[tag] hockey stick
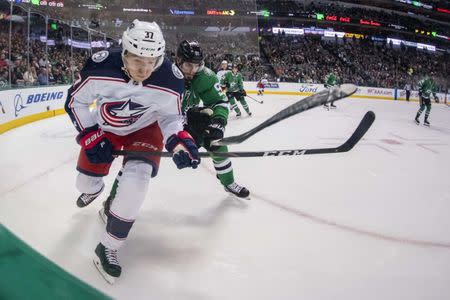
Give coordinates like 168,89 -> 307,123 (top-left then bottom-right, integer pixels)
112,111 -> 374,158
214,83 -> 357,146
246,94 -> 264,104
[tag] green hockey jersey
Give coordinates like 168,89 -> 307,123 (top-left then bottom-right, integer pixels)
324,73 -> 338,88
220,71 -> 244,92
182,67 -> 229,123
418,77 -> 437,99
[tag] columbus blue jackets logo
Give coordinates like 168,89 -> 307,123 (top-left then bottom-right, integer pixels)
92,50 -> 109,63
100,99 -> 149,127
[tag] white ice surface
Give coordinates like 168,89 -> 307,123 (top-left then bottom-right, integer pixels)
1,95 -> 450,300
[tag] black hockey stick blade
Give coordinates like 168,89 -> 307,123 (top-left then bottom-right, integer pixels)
112,111 -> 374,158
214,83 -> 357,146
246,94 -> 264,104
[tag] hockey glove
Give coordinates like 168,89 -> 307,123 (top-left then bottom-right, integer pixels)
166,131 -> 200,169
77,125 -> 114,164
187,107 -> 213,129
239,89 -> 247,97
204,118 -> 226,151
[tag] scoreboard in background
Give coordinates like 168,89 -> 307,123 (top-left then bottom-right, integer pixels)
8,0 -> 64,8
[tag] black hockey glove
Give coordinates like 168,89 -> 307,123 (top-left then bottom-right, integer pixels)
204,118 -> 226,151
165,131 -> 200,169
187,107 -> 213,128
239,89 -> 247,97
76,125 -> 114,164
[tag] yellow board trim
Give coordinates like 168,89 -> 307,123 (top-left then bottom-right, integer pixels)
0,108 -> 66,134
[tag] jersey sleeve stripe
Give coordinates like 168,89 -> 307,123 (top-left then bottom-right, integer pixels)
71,76 -> 127,98
67,96 -> 85,131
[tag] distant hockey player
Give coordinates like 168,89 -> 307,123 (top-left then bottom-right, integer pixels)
415,76 -> 439,126
216,60 -> 229,84
221,63 -> 252,117
404,82 -> 412,102
257,73 -> 268,96
323,72 -> 339,110
64,20 -> 200,284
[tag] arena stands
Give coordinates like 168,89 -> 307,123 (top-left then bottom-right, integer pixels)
0,0 -> 448,91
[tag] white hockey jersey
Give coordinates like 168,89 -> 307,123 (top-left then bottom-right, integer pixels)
216,69 -> 229,83
65,49 -> 185,142
259,78 -> 269,86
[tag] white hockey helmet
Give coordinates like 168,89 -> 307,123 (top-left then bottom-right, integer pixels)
221,60 -> 228,65
121,19 -> 165,59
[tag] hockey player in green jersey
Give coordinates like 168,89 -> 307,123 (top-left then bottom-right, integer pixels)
221,63 -> 252,117
176,40 -> 250,198
99,41 -> 251,226
415,76 -> 439,126
323,72 -> 339,110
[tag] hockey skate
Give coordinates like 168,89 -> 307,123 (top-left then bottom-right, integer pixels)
93,243 -> 121,284
76,185 -> 104,208
330,103 -> 337,109
323,104 -> 329,110
98,196 -> 113,224
236,111 -> 242,117
248,111 -> 252,117
414,117 -> 420,125
224,182 -> 250,199
424,119 -> 430,127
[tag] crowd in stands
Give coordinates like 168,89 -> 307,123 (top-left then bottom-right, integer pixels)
1,1 -> 449,91
261,33 -> 448,90
0,26 -> 88,88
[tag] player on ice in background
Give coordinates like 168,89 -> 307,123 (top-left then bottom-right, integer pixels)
216,60 -> 229,84
257,73 -> 268,96
404,82 -> 412,102
221,63 -> 252,117
414,76 -> 439,126
323,72 -> 339,110
64,20 -> 200,284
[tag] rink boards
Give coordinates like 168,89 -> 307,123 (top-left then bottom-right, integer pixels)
0,82 -> 447,134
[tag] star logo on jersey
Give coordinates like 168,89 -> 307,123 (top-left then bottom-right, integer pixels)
100,99 -> 150,127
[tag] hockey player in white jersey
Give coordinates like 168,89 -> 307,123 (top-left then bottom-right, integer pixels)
216,60 -> 229,84
257,74 -> 268,96
64,19 -> 200,284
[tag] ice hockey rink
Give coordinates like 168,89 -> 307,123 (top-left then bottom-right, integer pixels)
1,94 -> 450,300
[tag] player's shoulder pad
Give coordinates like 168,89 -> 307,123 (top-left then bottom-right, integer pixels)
171,62 -> 184,79
201,67 -> 220,83
83,48 -> 122,72
157,58 -> 184,80
147,58 -> 184,95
